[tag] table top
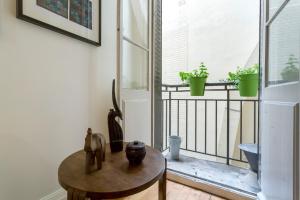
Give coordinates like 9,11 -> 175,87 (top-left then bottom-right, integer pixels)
58,143 -> 166,199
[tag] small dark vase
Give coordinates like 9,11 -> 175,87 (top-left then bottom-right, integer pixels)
126,141 -> 146,165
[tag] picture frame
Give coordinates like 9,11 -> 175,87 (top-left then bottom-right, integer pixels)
17,0 -> 101,46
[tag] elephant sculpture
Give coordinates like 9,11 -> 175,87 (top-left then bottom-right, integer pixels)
84,128 -> 106,174
108,79 -> 124,152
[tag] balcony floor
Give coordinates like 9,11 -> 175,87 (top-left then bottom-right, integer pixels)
164,153 -> 260,197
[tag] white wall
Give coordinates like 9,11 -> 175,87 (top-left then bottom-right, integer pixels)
0,0 -> 117,199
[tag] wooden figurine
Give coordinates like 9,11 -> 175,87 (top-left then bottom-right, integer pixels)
84,128 -> 106,174
108,79 -> 124,152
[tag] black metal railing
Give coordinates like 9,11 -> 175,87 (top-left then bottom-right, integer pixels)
162,82 -> 259,166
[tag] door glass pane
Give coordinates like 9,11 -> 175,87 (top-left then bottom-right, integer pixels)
267,0 -> 300,85
268,0 -> 286,19
122,40 -> 148,89
123,0 -> 149,48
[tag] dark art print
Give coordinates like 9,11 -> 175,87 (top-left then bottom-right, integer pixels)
18,0 -> 100,46
37,0 -> 68,18
70,0 -> 93,30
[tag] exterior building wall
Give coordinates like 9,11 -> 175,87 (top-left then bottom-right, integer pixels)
162,0 -> 260,84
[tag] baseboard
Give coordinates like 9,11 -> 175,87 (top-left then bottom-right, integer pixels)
40,188 -> 67,200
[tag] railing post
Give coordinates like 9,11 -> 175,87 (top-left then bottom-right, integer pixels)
165,87 -> 168,150
168,91 -> 171,138
226,85 -> 230,165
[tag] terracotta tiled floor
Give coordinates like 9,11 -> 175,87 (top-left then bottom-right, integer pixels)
167,181 -> 226,200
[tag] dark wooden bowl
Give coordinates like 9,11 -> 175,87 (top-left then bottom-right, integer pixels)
126,141 -> 146,165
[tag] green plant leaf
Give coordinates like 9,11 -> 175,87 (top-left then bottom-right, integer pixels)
178,62 -> 209,83
226,64 -> 259,87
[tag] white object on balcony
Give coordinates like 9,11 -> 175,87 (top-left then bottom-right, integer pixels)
169,136 -> 182,160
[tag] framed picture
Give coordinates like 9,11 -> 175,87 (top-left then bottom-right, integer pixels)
17,0 -> 101,46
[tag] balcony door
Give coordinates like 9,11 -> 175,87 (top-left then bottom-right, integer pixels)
117,0 -> 152,145
259,0 -> 300,199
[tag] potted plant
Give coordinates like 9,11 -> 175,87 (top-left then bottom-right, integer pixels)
227,64 -> 259,97
179,63 -> 209,96
281,54 -> 299,82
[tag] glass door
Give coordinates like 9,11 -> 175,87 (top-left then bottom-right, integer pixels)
118,0 -> 152,145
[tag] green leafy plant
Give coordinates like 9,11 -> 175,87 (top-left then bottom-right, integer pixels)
179,63 -> 209,83
227,64 -> 259,87
280,54 -> 299,81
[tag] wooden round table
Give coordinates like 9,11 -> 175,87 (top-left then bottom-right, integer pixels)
58,143 -> 166,200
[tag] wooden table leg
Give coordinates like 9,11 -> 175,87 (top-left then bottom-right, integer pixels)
159,159 -> 167,200
67,188 -> 87,200
67,188 -> 73,200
